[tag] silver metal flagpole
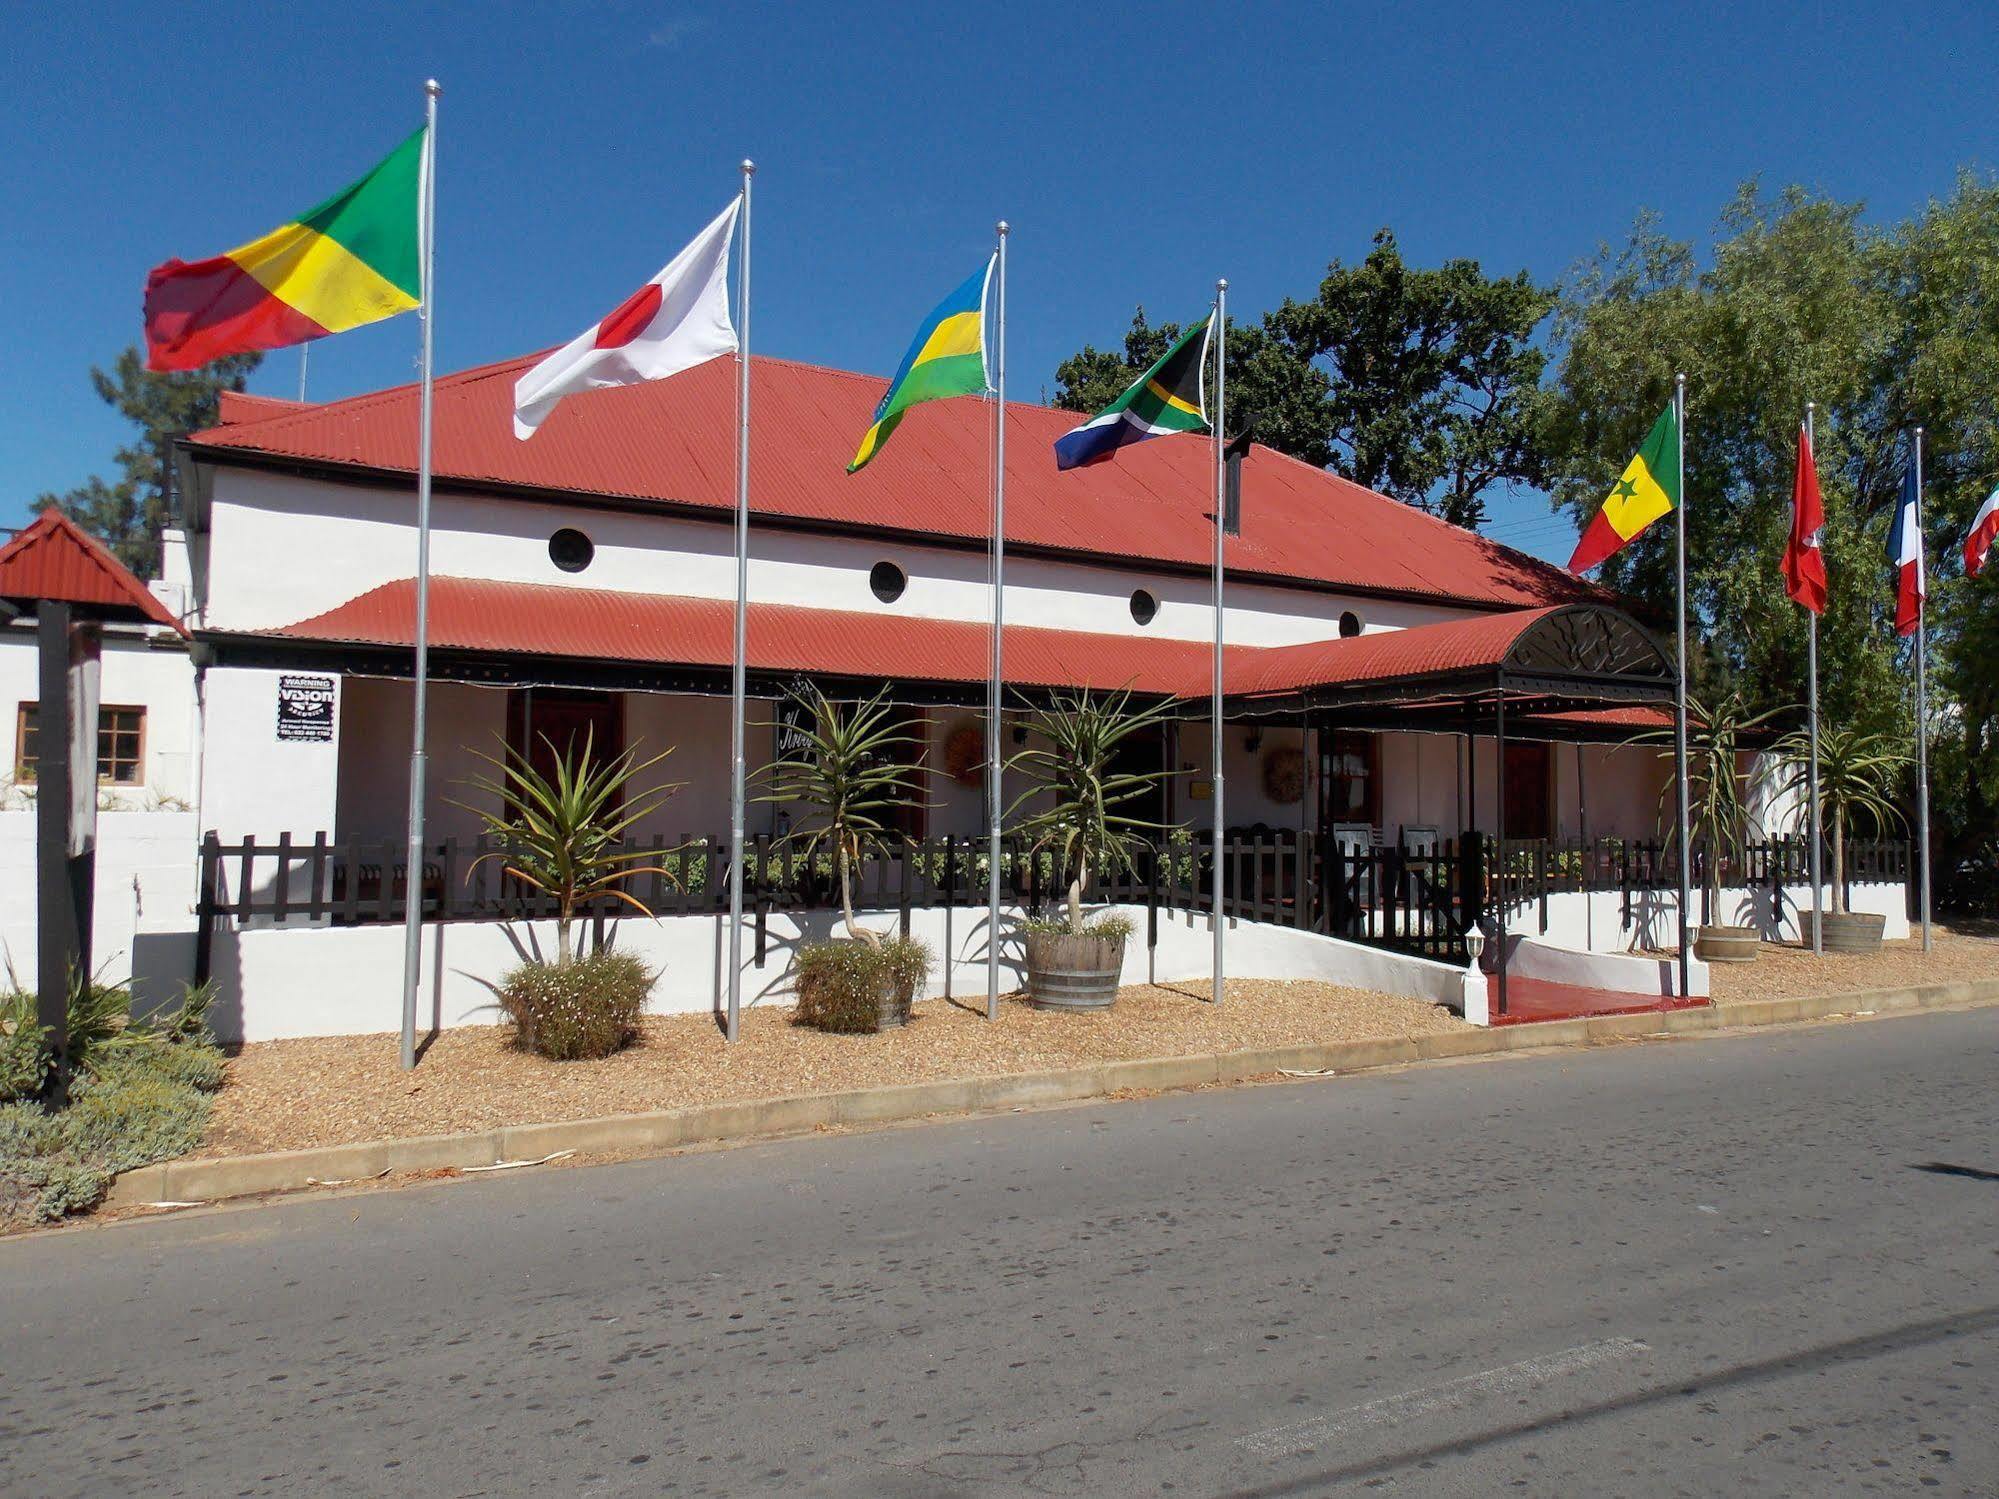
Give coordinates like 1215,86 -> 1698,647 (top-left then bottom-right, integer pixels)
1211,280 -> 1228,1006
1806,402 -> 1823,956
725,159 -> 755,1042
986,223 -> 1008,1023
1913,426 -> 1932,952
398,78 -> 441,1071
298,345 -> 310,403
1673,372 -> 1693,1001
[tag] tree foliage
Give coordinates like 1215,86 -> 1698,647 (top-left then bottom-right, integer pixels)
1542,177 -> 1999,887
1051,232 -> 1554,529
37,347 -> 262,574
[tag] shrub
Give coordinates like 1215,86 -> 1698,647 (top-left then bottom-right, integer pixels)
498,951 -> 653,1060
0,985 -> 225,1230
793,935 -> 932,1033
1,991 -> 48,1105
1022,911 -> 1135,943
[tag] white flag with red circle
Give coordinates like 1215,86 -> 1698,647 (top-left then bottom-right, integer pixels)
513,199 -> 741,439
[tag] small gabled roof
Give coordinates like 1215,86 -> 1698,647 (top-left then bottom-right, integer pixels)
0,510 -> 187,634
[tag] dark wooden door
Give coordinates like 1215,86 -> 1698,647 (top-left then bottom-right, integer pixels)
507,689 -> 624,787
1502,741 -> 1551,840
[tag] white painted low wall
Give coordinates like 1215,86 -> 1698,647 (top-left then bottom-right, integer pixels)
0,811 -> 200,1013
1512,882 -> 1910,953
201,901 -> 1482,1043
1502,935 -> 1708,999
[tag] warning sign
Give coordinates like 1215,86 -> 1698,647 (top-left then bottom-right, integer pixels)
276,674 -> 336,742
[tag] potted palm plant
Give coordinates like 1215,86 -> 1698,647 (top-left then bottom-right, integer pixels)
1633,690 -> 1789,963
758,684 -> 932,1032
1773,720 -> 1909,954
1009,687 -> 1178,1010
458,731 -> 682,1059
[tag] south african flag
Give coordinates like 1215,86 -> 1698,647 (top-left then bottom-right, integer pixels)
1054,314 -> 1212,470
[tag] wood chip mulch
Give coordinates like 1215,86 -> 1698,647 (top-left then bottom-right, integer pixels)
1707,921 -> 1999,1003
200,979 -> 1470,1158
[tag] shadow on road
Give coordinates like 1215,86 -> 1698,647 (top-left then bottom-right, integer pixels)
1912,1160 -> 1999,1183
1224,1304 -> 1999,1496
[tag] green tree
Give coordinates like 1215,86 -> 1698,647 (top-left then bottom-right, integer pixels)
37,347 -> 262,573
1543,177 -> 1999,894
1051,233 -> 1553,530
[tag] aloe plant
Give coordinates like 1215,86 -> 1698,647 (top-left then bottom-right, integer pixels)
1009,687 -> 1180,935
757,684 -> 927,948
458,731 -> 683,963
1772,720 -> 1909,912
1629,690 -> 1792,914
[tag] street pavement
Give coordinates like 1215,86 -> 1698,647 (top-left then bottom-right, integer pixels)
2,1006 -> 1995,1497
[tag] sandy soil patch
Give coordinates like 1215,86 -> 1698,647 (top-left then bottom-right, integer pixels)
1707,921 -> 1999,1003
202,979 -> 1469,1157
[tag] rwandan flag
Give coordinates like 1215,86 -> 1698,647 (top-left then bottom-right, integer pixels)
144,127 -> 426,372
848,258 -> 994,472
1055,315 -> 1212,470
1567,401 -> 1680,572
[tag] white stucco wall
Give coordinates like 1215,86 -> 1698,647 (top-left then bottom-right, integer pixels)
196,466 -> 1476,646
198,900 -> 1478,1043
0,625 -> 198,810
0,811 -> 200,1011
1508,882 -> 1911,952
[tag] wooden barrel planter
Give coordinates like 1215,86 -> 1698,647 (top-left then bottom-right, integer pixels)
1801,911 -> 1887,955
1024,931 -> 1127,1011
1694,924 -> 1763,964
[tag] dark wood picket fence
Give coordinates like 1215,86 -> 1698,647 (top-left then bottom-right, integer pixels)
191,829 -> 1914,982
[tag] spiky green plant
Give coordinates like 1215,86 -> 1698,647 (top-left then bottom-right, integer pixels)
1629,690 -> 1792,911
458,731 -> 683,963
1009,687 -> 1181,935
756,684 -> 928,948
1771,720 -> 1910,913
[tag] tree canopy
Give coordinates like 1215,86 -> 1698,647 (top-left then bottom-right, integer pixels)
1542,177 -> 1999,882
1052,231 -> 1553,529
37,347 -> 261,574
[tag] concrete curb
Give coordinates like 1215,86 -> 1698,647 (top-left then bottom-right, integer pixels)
105,975 -> 1999,1211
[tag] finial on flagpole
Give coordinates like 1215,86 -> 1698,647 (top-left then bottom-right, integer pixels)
1806,399 -> 1815,413
1217,278 -> 1229,292
996,220 -> 1009,237
741,159 -> 756,176
425,78 -> 441,96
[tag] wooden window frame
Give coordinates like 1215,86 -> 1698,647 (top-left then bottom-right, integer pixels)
15,701 -> 149,787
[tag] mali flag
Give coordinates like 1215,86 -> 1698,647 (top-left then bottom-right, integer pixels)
144,127 -> 426,372
1568,401 -> 1680,573
848,259 -> 994,473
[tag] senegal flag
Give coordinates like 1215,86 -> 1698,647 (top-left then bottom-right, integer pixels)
1568,401 -> 1681,572
144,127 -> 426,372
1055,315 -> 1212,470
848,258 -> 994,473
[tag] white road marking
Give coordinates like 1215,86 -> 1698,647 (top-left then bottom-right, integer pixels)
1236,1336 -> 1651,1460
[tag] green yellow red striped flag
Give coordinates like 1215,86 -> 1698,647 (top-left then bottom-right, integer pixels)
143,127 -> 426,372
1567,401 -> 1680,572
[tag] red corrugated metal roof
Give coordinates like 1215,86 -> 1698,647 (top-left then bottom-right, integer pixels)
264,578 -> 1651,709
0,511 -> 187,633
272,577 -> 1245,696
216,391 -> 309,425
1232,608 -> 1560,696
191,352 -> 1599,611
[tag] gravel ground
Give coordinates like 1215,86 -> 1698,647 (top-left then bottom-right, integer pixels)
1708,920 -> 1999,1002
201,979 -> 1469,1157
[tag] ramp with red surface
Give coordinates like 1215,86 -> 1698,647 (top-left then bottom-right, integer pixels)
1489,972 -> 1708,1026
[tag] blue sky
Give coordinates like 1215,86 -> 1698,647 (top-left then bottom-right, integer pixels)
4,0 -> 1994,562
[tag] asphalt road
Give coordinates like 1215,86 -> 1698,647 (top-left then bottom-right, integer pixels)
3,1008 -> 1995,1498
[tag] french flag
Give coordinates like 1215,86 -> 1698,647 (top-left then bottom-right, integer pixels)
1966,484 -> 1999,578
1888,461 -> 1926,637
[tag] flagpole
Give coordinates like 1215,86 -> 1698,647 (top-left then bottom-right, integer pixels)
1913,425 -> 1932,952
986,223 -> 1008,1023
1211,280 -> 1228,1006
398,78 -> 441,1072
1673,372 -> 1692,1001
725,159 -> 755,1042
1806,402 -> 1822,956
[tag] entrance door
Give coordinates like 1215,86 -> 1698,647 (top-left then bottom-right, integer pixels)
1502,741 -> 1551,840
1316,731 -> 1378,842
507,688 -> 624,787
1107,720 -> 1169,829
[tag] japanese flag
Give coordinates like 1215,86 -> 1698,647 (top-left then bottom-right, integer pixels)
514,199 -> 740,439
